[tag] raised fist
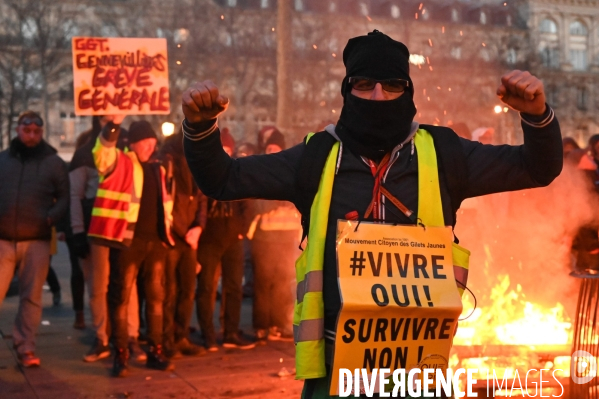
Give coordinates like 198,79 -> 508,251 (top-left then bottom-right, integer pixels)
182,80 -> 229,124
497,70 -> 547,116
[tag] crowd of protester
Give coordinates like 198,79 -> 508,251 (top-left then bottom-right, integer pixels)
0,111 -> 300,376
2,110 -> 595,378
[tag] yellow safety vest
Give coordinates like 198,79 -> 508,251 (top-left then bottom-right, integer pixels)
293,128 -> 470,380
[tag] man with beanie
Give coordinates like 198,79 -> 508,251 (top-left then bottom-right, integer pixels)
93,118 -> 175,377
181,30 -> 562,398
195,130 -> 254,351
0,111 -> 69,367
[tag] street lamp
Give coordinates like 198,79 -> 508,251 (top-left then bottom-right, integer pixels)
494,105 -> 503,114
161,122 -> 175,137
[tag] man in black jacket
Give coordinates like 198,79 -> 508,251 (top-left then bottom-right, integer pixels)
159,131 -> 207,358
195,130 -> 255,351
180,30 -> 563,397
0,111 -> 69,368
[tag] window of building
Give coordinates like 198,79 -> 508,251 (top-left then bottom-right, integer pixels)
261,0 -> 268,8
539,18 -> 557,33
538,18 -> 559,69
451,9 -> 459,22
506,15 -> 512,26
570,20 -> 587,36
480,11 -> 487,25
540,47 -> 560,68
329,2 -> 336,12
569,20 -> 588,71
227,0 -> 237,6
294,0 -> 304,11
577,87 -> 588,110
391,5 -> 400,19
571,49 -> 588,70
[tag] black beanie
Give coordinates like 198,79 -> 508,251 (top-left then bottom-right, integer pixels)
341,30 -> 413,98
128,120 -> 157,144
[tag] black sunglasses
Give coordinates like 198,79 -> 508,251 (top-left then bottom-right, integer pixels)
19,116 -> 44,127
348,77 -> 410,93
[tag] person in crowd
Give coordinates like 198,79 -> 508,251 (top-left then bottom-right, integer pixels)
248,129 -> 300,343
562,137 -> 581,159
159,130 -> 207,359
257,126 -> 279,154
92,118 -> 174,377
571,134 -> 599,273
195,129 -> 254,351
236,142 -> 257,159
181,30 -> 562,397
235,142 -> 258,299
70,116 -> 143,363
0,111 -> 69,367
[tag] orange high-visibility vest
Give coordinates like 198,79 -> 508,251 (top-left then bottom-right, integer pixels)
87,150 -> 138,244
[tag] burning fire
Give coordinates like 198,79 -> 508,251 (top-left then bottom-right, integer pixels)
449,271 -> 573,394
454,274 -> 572,346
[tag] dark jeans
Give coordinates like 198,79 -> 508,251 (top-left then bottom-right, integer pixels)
163,236 -> 197,346
196,237 -> 243,339
65,236 -> 85,312
108,237 -> 168,350
251,237 -> 297,331
46,264 -> 61,294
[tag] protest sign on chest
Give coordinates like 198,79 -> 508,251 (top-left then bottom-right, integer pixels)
330,220 -> 463,395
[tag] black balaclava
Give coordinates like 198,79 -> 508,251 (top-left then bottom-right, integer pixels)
336,30 -> 417,161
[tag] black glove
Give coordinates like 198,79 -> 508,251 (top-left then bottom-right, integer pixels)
71,232 -> 90,259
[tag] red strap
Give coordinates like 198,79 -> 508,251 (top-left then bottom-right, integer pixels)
365,154 -> 391,220
364,153 -> 414,221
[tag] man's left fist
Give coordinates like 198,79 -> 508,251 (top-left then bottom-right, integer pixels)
497,70 -> 547,116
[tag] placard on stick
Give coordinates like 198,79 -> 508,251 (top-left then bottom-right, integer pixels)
72,37 -> 170,115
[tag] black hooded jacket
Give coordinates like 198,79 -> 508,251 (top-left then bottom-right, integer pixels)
0,139 -> 69,241
184,116 -> 563,331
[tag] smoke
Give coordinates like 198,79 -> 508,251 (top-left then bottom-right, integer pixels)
454,161 -> 599,321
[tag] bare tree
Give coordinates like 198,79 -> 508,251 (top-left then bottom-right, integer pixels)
0,2 -> 37,148
7,0 -> 75,139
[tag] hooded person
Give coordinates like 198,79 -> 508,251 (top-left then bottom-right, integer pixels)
179,29 -> 561,398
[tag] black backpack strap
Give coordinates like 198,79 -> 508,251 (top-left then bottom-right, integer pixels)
419,124 -> 468,229
295,131 -> 338,248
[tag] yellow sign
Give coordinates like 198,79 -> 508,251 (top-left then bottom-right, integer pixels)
72,37 -> 170,115
330,220 -> 463,395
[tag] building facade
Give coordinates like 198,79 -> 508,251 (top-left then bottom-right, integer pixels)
1,0 -> 598,151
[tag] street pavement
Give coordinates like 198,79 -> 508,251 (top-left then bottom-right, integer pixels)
0,243 -> 303,399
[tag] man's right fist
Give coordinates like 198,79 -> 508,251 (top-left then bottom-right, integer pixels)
182,80 -> 229,124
